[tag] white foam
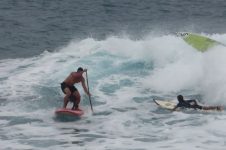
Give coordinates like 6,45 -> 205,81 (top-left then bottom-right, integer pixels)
1,33 -> 226,106
200,46 -> 226,104
1,33 -> 226,149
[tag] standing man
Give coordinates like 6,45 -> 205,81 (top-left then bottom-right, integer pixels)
61,67 -> 91,110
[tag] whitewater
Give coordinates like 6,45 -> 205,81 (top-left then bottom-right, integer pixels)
1,33 -> 226,150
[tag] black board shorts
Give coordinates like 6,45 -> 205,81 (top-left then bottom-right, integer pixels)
61,82 -> 78,102
178,103 -> 203,110
177,102 -> 203,110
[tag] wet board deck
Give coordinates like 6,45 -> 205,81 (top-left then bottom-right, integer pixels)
153,99 -> 176,110
55,108 -> 84,117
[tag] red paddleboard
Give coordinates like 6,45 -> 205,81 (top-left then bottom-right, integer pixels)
55,108 -> 84,117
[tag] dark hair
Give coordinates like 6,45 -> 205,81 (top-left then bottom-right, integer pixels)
177,95 -> 184,102
77,67 -> 84,72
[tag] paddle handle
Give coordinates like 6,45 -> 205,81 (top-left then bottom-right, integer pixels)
86,71 -> 93,113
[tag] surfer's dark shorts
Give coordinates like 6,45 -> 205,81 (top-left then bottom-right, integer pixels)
177,103 -> 203,110
61,82 -> 78,102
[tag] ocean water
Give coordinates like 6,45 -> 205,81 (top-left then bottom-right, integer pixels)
1,0 -> 226,150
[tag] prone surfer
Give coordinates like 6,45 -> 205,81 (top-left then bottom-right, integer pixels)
61,67 -> 91,110
172,95 -> 223,111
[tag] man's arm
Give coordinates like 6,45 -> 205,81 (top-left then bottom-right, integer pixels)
75,69 -> 87,76
81,78 -> 90,96
186,99 -> 198,105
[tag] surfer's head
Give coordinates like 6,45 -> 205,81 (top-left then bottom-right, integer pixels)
177,95 -> 184,102
77,67 -> 84,72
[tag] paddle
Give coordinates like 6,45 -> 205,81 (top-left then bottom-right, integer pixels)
86,70 -> 93,113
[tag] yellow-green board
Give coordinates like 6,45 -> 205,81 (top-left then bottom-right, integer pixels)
177,32 -> 224,52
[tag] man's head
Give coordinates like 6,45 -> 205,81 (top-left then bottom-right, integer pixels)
177,95 -> 184,102
77,67 -> 84,72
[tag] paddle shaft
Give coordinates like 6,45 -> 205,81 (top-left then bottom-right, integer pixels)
86,71 -> 93,112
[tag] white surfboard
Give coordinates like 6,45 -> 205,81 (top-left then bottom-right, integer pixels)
153,99 -> 176,110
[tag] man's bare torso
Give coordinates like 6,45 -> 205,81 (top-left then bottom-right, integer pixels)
63,72 -> 84,86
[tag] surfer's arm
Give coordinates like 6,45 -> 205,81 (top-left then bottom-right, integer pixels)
81,78 -> 90,96
186,99 -> 198,105
72,69 -> 87,77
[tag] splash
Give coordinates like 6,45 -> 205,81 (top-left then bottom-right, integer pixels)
1,33 -> 226,110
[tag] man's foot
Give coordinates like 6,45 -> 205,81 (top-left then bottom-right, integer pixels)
75,107 -> 82,111
71,106 -> 81,111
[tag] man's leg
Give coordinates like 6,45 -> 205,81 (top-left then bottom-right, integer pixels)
63,88 -> 71,108
70,95 -> 76,110
202,106 -> 223,111
72,91 -> 81,110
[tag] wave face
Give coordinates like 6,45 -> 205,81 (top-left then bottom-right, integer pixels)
1,0 -> 226,59
1,34 -> 226,149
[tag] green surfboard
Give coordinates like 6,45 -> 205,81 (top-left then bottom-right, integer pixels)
177,32 -> 224,52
